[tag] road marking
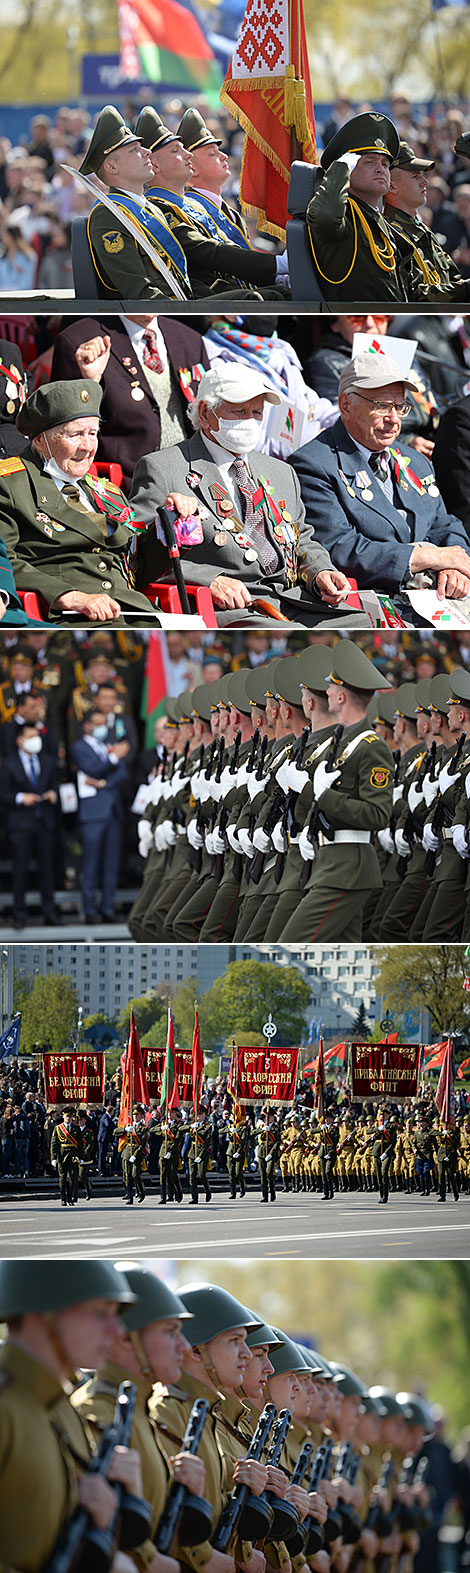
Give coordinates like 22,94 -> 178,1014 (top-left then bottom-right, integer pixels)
140,1221 -> 470,1251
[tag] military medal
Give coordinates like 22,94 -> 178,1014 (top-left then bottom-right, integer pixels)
428,484 -> 439,497
131,384 -> 145,400
36,512 -> 50,523
214,531 -> 228,546
186,472 -> 201,488
244,548 -> 258,562
281,509 -> 292,522
234,532 -> 250,548
6,400 -> 15,415
338,468 -> 356,498
362,489 -> 374,502
220,499 -> 233,513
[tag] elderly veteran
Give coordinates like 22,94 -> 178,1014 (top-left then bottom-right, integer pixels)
306,111 -> 422,304
130,360 -> 365,628
289,350 -> 470,606
384,142 -> 470,301
0,380 -> 165,624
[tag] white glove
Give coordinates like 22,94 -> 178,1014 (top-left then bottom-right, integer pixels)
247,772 -> 270,800
275,248 -> 290,279
285,761 -> 310,792
211,829 -> 227,855
137,817 -> 152,838
298,826 -> 316,861
198,775 -> 215,804
423,823 -> 440,853
378,827 -> 395,855
392,784 -> 404,805
423,774 -> 440,807
129,1154 -> 137,1165
239,828 -> 255,857
342,151 -> 360,173
439,761 -> 459,795
177,822 -> 186,835
275,758 -> 291,793
138,825 -> 153,858
408,782 -> 423,814
394,829 -> 412,858
466,772 -> 470,800
191,772 -> 202,801
153,825 -> 164,851
52,1158 -> 57,1168
187,817 -> 204,850
220,765 -> 235,794
227,825 -> 243,853
253,827 -> 271,853
237,763 -> 251,789
205,829 -> 215,855
453,823 -> 470,858
149,778 -> 163,804
161,819 -> 176,847
209,778 -> 224,802
313,761 -> 340,799
162,779 -> 172,800
272,822 -> 287,853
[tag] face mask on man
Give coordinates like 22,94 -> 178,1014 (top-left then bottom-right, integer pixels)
213,415 -> 263,455
21,736 -> 42,755
92,724 -> 108,741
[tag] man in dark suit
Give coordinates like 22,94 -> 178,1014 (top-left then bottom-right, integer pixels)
432,394 -> 470,532
50,315 -> 210,493
290,350 -> 470,605
72,707 -> 130,922
130,359 -> 363,627
0,723 -> 59,927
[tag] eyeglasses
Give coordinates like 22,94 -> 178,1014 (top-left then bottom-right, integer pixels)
351,392 -> 412,416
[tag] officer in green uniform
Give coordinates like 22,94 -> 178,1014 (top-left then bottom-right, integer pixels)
436,1122 -> 460,1202
374,674 -> 448,941
372,680 -> 431,935
280,641 -> 394,942
412,667 -> 470,941
318,1114 -> 339,1201
127,696 -> 189,942
384,142 -> 470,302
79,106 -> 192,301
306,112 -> 420,304
226,1114 -> 251,1199
412,1116 -> 436,1197
0,1259 -> 142,1573
159,1112 -> 184,1205
121,1105 -> 150,1206
75,1107 -> 95,1200
0,381 -> 163,624
372,1113 -> 397,1204
188,1112 -> 213,1205
72,1265 -> 210,1573
257,1106 -> 281,1204
135,107 -> 287,301
50,1107 -> 83,1206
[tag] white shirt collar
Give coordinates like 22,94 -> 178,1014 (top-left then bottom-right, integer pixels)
120,313 -> 161,341
192,186 -> 222,209
351,437 -> 389,465
44,455 -> 81,487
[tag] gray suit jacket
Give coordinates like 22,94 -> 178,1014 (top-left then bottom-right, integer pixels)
130,431 -> 334,605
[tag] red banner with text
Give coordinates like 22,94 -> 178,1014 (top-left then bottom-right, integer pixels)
143,1047 -> 194,1104
349,1042 -> 421,1102
228,1046 -> 299,1104
42,1051 -> 106,1107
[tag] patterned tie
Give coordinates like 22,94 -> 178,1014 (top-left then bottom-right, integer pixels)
229,459 -> 279,575
143,328 -> 164,373
369,449 -> 394,505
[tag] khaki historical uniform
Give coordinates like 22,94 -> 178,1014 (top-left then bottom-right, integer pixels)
0,1340 -> 88,1573
150,1372 -> 225,1568
72,1360 -> 171,1571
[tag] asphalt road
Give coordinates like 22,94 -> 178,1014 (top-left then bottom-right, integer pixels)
1,1190 -> 468,1259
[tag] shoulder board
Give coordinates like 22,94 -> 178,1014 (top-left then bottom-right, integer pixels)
0,457 -> 25,476
102,480 -> 122,494
364,733 -> 379,743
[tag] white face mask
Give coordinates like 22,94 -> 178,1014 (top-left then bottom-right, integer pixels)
22,736 -> 42,755
213,416 -> 263,455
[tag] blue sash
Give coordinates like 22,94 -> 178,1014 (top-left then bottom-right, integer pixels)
145,184 -> 256,291
89,190 -> 191,290
187,191 -> 251,249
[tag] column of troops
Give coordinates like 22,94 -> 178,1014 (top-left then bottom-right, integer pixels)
0,1261 -> 444,1573
127,639 -> 470,944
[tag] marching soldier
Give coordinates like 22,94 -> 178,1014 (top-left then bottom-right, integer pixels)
318,1113 -> 339,1201
256,1105 -> 281,1204
50,1107 -> 82,1207
188,1111 -> 213,1205
436,1121 -> 460,1203
75,1106 -> 95,1200
226,1114 -> 251,1200
159,1111 -> 184,1205
121,1104 -> 150,1206
372,1112 -> 397,1205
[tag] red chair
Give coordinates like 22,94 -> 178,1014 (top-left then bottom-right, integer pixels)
88,461 -> 124,487
143,581 -> 218,627
17,590 -> 45,621
0,317 -> 38,362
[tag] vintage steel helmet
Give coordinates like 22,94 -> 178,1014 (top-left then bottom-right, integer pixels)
179,1283 -> 262,1345
0,1260 -> 135,1318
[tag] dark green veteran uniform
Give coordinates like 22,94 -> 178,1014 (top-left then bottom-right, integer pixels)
306,112 -> 419,304
0,380 -> 162,622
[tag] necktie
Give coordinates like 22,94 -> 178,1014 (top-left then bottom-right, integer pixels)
229,459 -> 279,575
369,449 -> 394,505
29,754 -> 39,787
143,328 -> 164,373
62,483 -> 108,538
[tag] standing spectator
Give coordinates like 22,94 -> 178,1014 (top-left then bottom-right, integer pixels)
0,1102 -> 15,1174
11,1102 -> 29,1176
72,708 -> 131,923
97,1103 -> 116,1174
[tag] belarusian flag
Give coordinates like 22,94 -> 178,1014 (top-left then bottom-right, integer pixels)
192,1005 -> 204,1116
435,1039 -> 455,1124
140,632 -> 172,747
220,0 -> 316,238
117,0 -> 222,104
161,1005 -> 180,1116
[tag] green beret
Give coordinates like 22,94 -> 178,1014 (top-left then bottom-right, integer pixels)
321,111 -> 399,172
177,108 -> 222,151
327,640 -> 392,693
17,379 -> 102,437
135,106 -> 178,151
79,105 -> 142,177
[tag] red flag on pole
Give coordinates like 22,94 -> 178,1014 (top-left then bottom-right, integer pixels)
192,1005 -> 204,1115
435,1039 -> 455,1125
314,1038 -> 325,1119
118,1010 -> 149,1146
457,1054 -> 470,1079
160,1005 -> 180,1116
220,0 -> 316,239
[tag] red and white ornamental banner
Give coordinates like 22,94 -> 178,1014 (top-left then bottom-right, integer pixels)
142,1047 -> 194,1104
42,1051 -> 106,1107
349,1042 -> 421,1102
228,1046 -> 299,1104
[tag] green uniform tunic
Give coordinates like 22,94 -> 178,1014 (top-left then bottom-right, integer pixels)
306,162 -> 417,304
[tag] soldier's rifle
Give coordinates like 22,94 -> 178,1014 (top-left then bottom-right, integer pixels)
423,730 -> 467,876
191,738 -> 217,873
156,1397 -> 213,1552
395,742 -> 437,879
273,725 -> 311,886
212,1403 -> 276,1550
45,1381 -> 153,1573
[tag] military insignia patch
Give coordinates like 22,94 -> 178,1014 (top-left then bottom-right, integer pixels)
103,231 -> 125,253
0,456 -> 25,476
43,524 -> 53,537
370,767 -> 390,788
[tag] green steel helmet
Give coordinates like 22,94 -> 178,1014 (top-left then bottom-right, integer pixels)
245,1318 -> 284,1351
179,1284 -> 262,1345
115,1264 -> 193,1332
266,1329 -> 310,1375
396,1392 -> 433,1432
329,1361 -> 367,1397
0,1261 -> 135,1319
361,1393 -> 386,1415
368,1386 -> 403,1417
296,1342 -> 328,1377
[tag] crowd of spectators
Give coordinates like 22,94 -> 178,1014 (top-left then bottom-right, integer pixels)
2,95 -> 470,287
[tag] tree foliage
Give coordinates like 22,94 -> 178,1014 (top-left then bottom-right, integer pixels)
197,961 -> 311,1055
13,970 -> 79,1053
375,946 -> 470,1044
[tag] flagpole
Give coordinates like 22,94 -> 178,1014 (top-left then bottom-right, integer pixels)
164,1004 -> 170,1158
193,999 -> 199,1166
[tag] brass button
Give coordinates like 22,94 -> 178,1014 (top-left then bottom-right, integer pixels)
101,580 -> 112,589
98,561 -> 107,570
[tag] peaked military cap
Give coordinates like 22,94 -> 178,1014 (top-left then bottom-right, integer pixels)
174,689 -> 194,723
454,130 -> 470,159
274,654 -> 304,708
448,667 -> 470,707
297,644 -> 336,694
392,682 -> 419,721
178,107 -> 222,151
17,379 -> 102,436
428,672 -> 451,715
367,690 -> 397,729
392,140 -> 435,172
211,672 -> 231,709
164,696 -> 180,726
226,667 -> 252,716
321,111 -> 400,172
78,106 -> 142,177
326,640 -> 392,693
191,682 -> 216,723
415,677 -> 432,713
135,106 -> 179,151
244,662 -> 271,709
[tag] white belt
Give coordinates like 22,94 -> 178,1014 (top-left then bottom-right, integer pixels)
318,829 -> 371,847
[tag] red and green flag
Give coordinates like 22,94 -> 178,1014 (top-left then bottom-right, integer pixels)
160,1005 -> 180,1116
192,1005 -> 204,1116
118,0 -> 222,105
140,632 -> 172,747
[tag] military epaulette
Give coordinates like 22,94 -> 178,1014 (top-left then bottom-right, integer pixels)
0,456 -> 25,476
364,732 -> 380,743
